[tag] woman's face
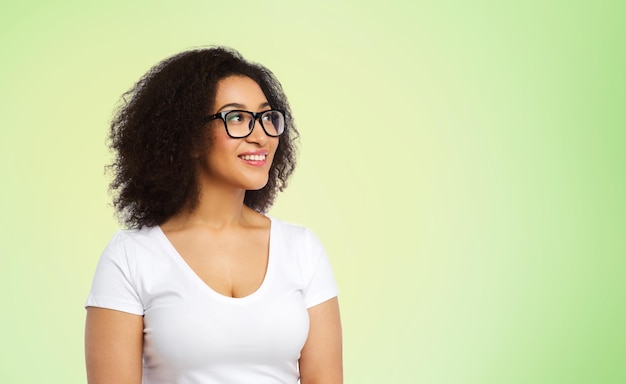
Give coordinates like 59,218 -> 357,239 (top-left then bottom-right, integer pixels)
198,75 -> 279,192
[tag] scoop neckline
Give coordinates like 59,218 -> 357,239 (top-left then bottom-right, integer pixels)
153,216 -> 275,303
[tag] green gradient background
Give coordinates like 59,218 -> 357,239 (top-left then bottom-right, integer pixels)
1,1 -> 624,383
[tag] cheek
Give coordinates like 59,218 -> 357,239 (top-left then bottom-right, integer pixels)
210,126 -> 228,144
269,139 -> 280,161
210,131 -> 238,154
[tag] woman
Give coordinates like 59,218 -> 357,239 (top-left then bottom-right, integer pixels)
85,47 -> 342,384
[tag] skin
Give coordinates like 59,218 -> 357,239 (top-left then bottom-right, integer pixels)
85,75 -> 343,384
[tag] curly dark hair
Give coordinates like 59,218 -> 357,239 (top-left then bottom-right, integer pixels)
108,46 -> 299,229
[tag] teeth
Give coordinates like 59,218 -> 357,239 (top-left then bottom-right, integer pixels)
240,154 -> 266,161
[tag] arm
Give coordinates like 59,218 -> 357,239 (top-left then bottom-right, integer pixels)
299,297 -> 343,384
85,307 -> 144,384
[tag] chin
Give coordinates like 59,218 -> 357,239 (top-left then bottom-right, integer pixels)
247,181 -> 269,191
241,175 -> 270,191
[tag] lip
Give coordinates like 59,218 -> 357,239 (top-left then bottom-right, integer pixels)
238,150 -> 269,167
238,150 -> 268,156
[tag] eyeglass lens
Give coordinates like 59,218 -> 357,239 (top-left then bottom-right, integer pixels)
225,110 -> 284,137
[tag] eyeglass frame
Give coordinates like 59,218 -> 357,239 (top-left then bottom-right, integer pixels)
205,109 -> 286,139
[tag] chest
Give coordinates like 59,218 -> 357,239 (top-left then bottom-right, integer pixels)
143,288 -> 310,370
139,246 -> 310,379
167,229 -> 270,298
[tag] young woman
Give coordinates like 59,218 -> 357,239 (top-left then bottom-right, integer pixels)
85,47 -> 342,384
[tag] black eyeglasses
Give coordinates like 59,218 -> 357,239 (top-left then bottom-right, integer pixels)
206,109 -> 285,138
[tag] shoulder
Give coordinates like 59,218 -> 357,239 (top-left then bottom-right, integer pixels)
270,217 -> 328,264
114,226 -> 161,241
270,217 -> 339,307
101,226 -> 165,262
105,226 -> 158,249
270,217 -> 320,244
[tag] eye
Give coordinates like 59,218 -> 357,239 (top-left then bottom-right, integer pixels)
226,111 -> 244,123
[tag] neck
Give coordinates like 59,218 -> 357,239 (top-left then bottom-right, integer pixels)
164,179 -> 251,231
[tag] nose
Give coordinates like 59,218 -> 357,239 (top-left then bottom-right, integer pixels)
245,117 -> 268,144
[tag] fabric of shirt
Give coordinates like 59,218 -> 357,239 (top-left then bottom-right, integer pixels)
85,217 -> 338,384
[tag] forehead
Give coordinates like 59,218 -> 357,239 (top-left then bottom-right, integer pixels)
213,75 -> 268,109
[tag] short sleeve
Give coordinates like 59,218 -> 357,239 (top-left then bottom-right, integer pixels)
302,229 -> 339,308
85,232 -> 144,315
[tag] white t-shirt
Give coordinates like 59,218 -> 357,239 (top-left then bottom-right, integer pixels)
85,217 -> 338,384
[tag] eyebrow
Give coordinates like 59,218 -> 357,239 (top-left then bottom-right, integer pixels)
217,102 -> 271,111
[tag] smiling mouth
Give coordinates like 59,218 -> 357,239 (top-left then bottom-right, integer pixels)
239,154 -> 267,161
